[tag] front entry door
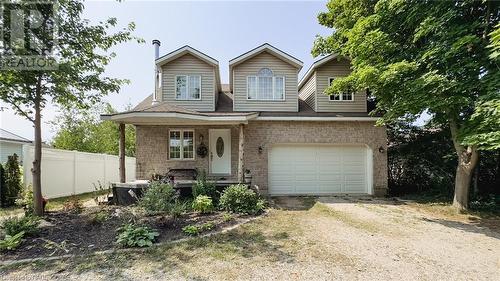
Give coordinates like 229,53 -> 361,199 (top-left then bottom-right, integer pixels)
209,129 -> 231,174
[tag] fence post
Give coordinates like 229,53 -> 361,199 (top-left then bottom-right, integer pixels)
22,144 -> 30,188
103,154 -> 107,187
73,151 -> 77,195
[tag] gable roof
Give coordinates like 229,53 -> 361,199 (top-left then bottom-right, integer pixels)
298,54 -> 345,90
156,45 -> 219,67
229,43 -> 303,69
156,45 -> 221,92
228,43 -> 304,92
0,128 -> 31,143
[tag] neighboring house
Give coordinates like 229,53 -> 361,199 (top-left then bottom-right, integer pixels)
102,42 -> 388,196
0,128 -> 32,164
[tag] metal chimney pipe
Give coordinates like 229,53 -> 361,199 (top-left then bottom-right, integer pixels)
152,39 -> 161,105
152,39 -> 161,59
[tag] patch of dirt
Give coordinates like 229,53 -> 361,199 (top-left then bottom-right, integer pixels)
0,206 -> 247,261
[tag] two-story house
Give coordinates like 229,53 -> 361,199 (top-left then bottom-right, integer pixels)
102,42 -> 388,196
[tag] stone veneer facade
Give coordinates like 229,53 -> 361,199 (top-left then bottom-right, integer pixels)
135,121 -> 388,196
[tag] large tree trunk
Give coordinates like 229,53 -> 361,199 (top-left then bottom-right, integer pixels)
32,77 -> 44,216
453,153 -> 477,211
449,120 -> 479,212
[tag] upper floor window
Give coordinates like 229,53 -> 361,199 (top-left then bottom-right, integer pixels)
176,75 -> 201,100
328,77 -> 354,101
247,68 -> 285,100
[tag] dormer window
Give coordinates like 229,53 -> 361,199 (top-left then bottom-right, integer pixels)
247,68 -> 285,100
328,77 -> 354,101
176,75 -> 201,100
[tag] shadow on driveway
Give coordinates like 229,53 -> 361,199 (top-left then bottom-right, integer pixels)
270,196 -> 500,240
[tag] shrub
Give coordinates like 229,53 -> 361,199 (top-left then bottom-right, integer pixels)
192,195 -> 214,214
88,210 -> 109,225
139,182 -> 178,215
0,231 -> 25,251
0,163 -> 5,207
1,216 -> 40,236
116,223 -> 159,248
62,196 -> 84,213
222,213 -> 234,222
15,187 -> 34,215
192,170 -> 218,201
182,222 -> 215,236
169,200 -> 191,218
219,184 -> 265,215
3,154 -> 22,207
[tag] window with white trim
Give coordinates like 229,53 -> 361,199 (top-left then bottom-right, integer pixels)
176,75 -> 201,100
247,68 -> 285,100
328,77 -> 354,101
169,130 -> 194,160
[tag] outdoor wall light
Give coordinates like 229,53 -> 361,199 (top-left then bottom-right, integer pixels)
378,146 -> 385,153
258,146 -> 263,154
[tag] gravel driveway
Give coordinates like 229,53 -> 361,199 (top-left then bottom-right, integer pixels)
313,197 -> 500,280
2,197 -> 499,280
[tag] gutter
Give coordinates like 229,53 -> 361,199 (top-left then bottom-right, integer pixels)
100,112 -> 260,122
254,116 -> 379,121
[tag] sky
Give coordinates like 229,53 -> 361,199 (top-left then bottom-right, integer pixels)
0,0 -> 330,141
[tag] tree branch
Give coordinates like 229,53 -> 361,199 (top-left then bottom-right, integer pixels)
5,98 -> 35,123
448,118 -> 463,155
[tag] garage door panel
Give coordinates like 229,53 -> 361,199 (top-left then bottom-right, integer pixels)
269,145 -> 369,195
318,173 -> 341,181
319,183 -> 342,193
295,184 -> 318,194
344,184 -> 366,193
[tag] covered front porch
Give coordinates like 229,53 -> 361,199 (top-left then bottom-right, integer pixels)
101,110 -> 258,185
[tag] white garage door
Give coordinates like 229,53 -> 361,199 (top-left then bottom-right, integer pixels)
268,145 -> 371,195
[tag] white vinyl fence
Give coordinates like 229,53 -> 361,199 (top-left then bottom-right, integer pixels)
23,145 -> 136,199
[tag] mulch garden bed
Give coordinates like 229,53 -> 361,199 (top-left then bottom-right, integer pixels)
1,206 -> 250,261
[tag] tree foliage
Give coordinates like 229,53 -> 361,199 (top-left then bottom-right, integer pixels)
0,163 -> 5,207
313,0 -> 499,148
489,23 -> 500,59
388,123 -> 499,207
0,0 -> 142,121
2,154 -> 22,207
0,0 -> 142,215
51,103 -> 136,157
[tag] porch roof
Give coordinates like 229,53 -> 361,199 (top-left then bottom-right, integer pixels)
101,96 -> 258,125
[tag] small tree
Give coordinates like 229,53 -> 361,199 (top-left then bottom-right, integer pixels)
0,163 -> 5,207
0,0 -> 142,215
4,154 -> 22,207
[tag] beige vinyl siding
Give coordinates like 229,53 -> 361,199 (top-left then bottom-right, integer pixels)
304,91 -> 316,110
316,58 -> 367,112
233,51 -> 298,112
161,54 -> 215,111
299,71 -> 317,111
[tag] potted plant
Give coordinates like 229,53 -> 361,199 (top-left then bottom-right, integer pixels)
244,169 -> 252,184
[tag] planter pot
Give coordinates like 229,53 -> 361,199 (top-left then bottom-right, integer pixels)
244,174 -> 252,184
